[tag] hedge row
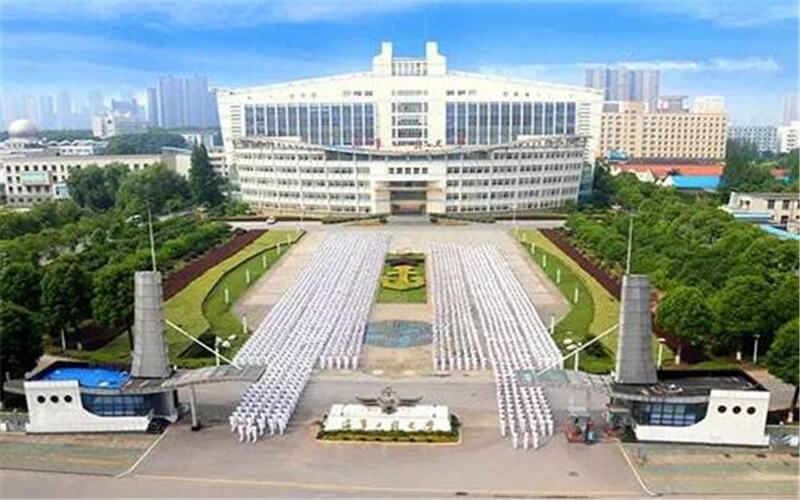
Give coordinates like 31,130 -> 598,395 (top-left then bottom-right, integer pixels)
162,229 -> 267,299
540,228 -> 704,363
321,215 -> 388,225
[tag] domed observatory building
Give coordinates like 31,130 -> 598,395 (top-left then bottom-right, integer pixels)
217,42 -> 603,215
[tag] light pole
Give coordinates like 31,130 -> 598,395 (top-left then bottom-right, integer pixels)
512,202 -> 517,229
214,335 -> 237,367
625,200 -> 648,275
752,335 -> 761,364
657,337 -> 666,369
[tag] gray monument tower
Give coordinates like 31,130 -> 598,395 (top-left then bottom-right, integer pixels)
131,271 -> 172,379
614,274 -> 657,385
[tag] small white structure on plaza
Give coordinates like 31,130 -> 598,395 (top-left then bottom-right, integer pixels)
323,386 -> 452,433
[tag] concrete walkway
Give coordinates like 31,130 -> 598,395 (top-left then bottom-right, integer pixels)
233,231 -> 327,328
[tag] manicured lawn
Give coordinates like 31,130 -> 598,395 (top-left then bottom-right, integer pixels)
64,331 -> 133,365
376,260 -> 427,304
165,229 -> 302,360
515,229 -> 674,373
66,229 -> 302,368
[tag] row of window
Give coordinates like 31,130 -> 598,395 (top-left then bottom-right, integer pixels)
450,187 -> 575,200
235,148 -> 582,163
444,198 -> 570,212
447,163 -> 580,175
243,103 -> 376,146
445,101 -> 577,145
447,175 -> 580,187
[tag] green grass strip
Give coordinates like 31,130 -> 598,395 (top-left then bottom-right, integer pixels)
515,229 -> 673,373
165,229 -> 302,362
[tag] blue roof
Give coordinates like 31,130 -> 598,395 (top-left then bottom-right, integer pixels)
759,224 -> 800,241
37,366 -> 129,389
670,175 -> 721,190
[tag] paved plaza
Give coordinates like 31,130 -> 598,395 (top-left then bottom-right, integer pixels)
4,222 -> 796,498
119,376 -> 642,498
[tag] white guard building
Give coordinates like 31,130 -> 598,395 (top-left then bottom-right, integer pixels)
217,42 -> 602,215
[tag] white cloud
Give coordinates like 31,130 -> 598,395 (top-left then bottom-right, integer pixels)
580,57 -> 781,73
644,0 -> 797,27
1,0 -> 429,27
482,56 -> 781,79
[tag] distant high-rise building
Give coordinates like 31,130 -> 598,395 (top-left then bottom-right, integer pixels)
782,94 -> 798,125
88,91 -> 105,118
111,98 -> 140,118
39,95 -> 55,129
585,66 -> 660,111
23,95 -> 40,126
56,91 -> 72,129
154,75 -> 219,129
146,87 -> 158,126
728,125 -> 779,154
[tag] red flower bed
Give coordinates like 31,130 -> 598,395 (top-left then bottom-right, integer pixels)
162,229 -> 267,300
539,228 -> 704,363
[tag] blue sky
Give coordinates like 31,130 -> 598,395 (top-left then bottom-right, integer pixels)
2,0 -> 798,123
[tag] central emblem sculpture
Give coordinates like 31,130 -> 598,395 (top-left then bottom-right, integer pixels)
356,386 -> 422,415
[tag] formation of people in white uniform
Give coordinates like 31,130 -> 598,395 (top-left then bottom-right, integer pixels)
229,234 -> 388,443
430,243 -> 561,450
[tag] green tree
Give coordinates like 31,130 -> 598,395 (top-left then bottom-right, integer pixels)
0,302 -> 43,396
0,262 -> 42,311
710,275 -> 771,356
67,163 -> 130,212
41,259 -> 92,351
766,318 -> 799,421
657,286 -> 712,363
117,163 -> 192,215
189,144 -> 224,207
92,262 -> 136,349
106,130 -> 188,154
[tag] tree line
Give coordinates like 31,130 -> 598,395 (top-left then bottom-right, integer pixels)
0,145 -> 233,389
571,155 -> 798,413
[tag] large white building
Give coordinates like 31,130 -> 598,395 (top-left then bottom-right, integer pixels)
217,42 -> 602,215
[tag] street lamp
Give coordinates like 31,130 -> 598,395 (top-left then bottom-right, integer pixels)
511,202 -> 517,229
752,335 -> 761,364
657,337 -> 666,369
566,342 -> 582,371
625,200 -> 648,275
214,335 -> 237,367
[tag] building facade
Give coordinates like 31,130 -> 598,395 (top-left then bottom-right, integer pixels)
91,111 -> 149,138
728,125 -> 779,154
1,153 -> 163,207
778,121 -> 799,153
217,42 -> 602,215
598,100 -> 726,160
585,66 -> 660,112
723,191 -> 800,232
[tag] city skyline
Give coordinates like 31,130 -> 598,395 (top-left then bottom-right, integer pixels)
1,0 -> 797,126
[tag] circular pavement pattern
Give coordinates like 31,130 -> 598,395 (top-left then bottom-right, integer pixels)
364,321 -> 433,348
